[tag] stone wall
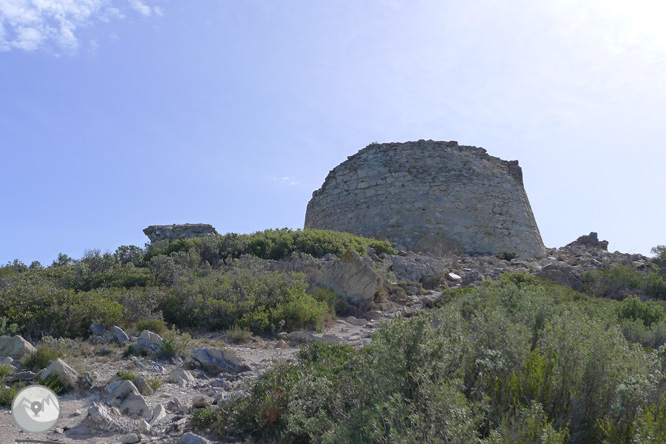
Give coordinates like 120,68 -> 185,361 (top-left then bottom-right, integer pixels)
304,140 -> 546,258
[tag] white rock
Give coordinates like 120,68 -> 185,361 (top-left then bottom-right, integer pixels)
40,358 -> 80,390
0,335 -> 36,359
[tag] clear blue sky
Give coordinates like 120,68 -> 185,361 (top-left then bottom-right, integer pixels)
1,0 -> 664,265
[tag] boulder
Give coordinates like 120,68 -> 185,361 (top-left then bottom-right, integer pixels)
40,358 -> 80,390
0,335 -> 36,359
110,326 -> 130,344
89,322 -> 105,336
108,380 -> 152,419
390,253 -> 447,282
565,232 -> 609,251
143,224 -> 218,243
179,432 -> 212,444
536,264 -> 585,292
170,368 -> 196,387
192,347 -> 250,374
137,330 -> 163,354
134,377 -> 154,396
317,250 -> 384,305
413,235 -> 463,257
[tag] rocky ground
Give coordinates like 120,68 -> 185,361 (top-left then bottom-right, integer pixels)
0,232 -> 657,444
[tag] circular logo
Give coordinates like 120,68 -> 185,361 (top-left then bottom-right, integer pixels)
11,385 -> 61,433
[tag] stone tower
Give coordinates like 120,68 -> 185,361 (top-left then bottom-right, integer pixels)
304,140 -> 546,258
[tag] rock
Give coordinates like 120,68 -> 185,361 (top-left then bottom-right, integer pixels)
138,420 -> 151,434
137,330 -> 163,354
90,322 -> 105,336
192,347 -> 250,374
40,358 -> 80,390
566,232 -> 609,251
0,335 -> 36,359
365,310 -> 385,321
536,264 -> 584,292
288,331 -> 317,343
134,377 -> 154,396
447,272 -> 462,281
108,380 -> 152,419
5,370 -> 37,383
413,235 -> 463,257
390,253 -> 448,282
143,224 -> 218,243
120,433 -> 140,444
110,326 -> 130,344
344,316 -> 368,327
87,402 -> 114,425
170,368 -> 195,387
150,404 -> 167,424
317,250 -> 384,305
178,432 -> 212,444
192,395 -> 214,408
166,398 -> 189,414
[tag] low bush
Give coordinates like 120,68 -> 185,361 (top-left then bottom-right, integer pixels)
135,319 -> 167,335
161,270 -> 329,333
201,277 -> 666,443
159,328 -> 192,358
583,265 -> 666,299
23,345 -> 64,372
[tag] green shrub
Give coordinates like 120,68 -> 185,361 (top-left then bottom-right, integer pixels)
206,279 -> 666,443
0,365 -> 12,379
0,316 -> 20,336
226,325 -> 252,343
118,370 -> 138,382
160,328 -> 192,358
23,345 -> 64,372
40,373 -> 64,394
618,296 -> 664,327
135,319 -> 167,335
162,270 -> 329,333
0,384 -> 21,407
583,265 -> 666,299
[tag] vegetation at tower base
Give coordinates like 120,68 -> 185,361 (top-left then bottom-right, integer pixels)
0,229 -> 394,339
197,276 -> 666,444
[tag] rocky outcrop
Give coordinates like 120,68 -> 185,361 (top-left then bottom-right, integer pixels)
317,250 -> 384,305
565,232 -> 609,251
143,224 -> 218,243
40,358 -> 81,391
305,140 -> 546,258
0,335 -> 36,359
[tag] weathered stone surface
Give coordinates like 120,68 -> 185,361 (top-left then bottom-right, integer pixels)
390,253 -> 447,282
170,368 -> 196,387
134,377 -> 154,396
192,347 -> 250,374
40,358 -> 80,390
565,232 -> 609,251
143,223 -> 218,243
317,250 -> 384,305
0,335 -> 36,359
179,432 -> 212,444
110,326 -> 130,344
305,140 -> 546,258
137,330 -> 163,354
108,380 -> 152,419
536,263 -> 584,292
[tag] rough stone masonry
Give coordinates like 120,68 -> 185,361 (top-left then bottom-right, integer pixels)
304,140 -> 546,258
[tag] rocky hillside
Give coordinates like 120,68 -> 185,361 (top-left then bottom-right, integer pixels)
0,229 -> 664,443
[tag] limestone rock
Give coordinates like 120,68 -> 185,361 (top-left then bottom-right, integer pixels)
40,358 -> 80,390
305,140 -> 546,258
566,232 -> 609,251
143,223 -> 218,243
108,380 -> 152,419
317,250 -> 384,305
134,377 -> 154,396
536,263 -> 584,292
137,330 -> 163,355
110,326 -> 130,344
179,432 -> 212,444
170,368 -> 196,387
390,253 -> 447,282
0,335 -> 36,359
150,404 -> 167,424
192,347 -> 250,374
120,433 -> 140,444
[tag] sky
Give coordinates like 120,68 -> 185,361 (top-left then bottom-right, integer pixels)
1,0 -> 664,266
